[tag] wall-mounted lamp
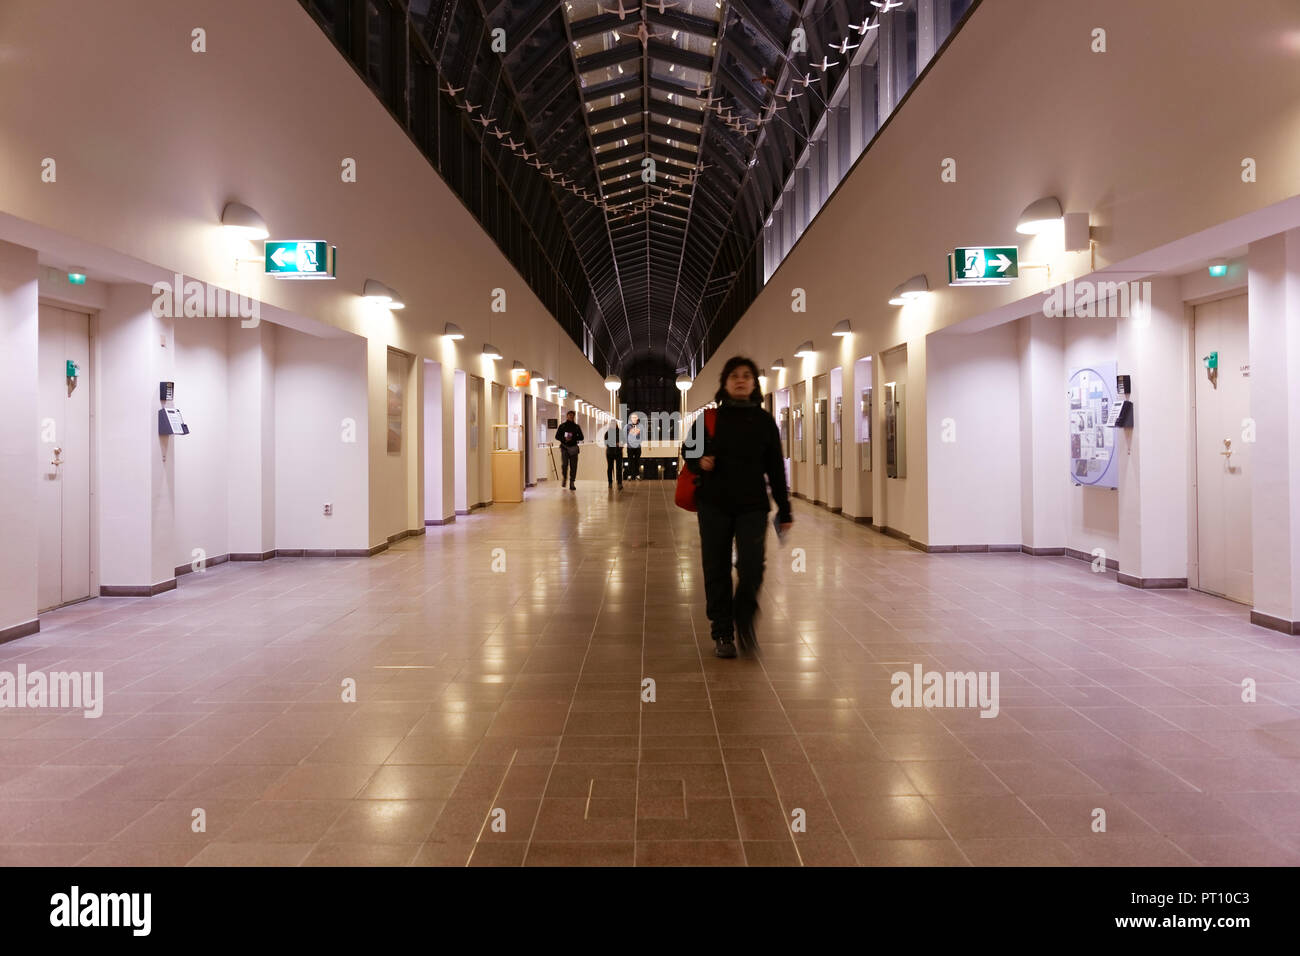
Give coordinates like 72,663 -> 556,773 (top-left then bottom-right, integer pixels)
443,322 -> 464,339
831,319 -> 851,337
888,274 -> 930,305
512,359 -> 526,372
482,343 -> 502,360
220,201 -> 269,240
362,279 -> 405,309
794,340 -> 815,358
770,357 -> 786,371
675,373 -> 692,392
1015,196 -> 1063,235
531,370 -> 544,384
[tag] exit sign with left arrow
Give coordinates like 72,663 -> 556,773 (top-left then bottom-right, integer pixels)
948,246 -> 1018,286
264,240 -> 337,279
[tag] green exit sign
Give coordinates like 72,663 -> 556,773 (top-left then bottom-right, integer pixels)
264,240 -> 336,279
948,246 -> 1018,285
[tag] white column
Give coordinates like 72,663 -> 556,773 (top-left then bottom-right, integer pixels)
226,320 -> 276,557
98,283 -> 177,591
1115,277 -> 1190,586
1018,313 -> 1067,551
0,241 -> 40,634
1247,230 -> 1300,631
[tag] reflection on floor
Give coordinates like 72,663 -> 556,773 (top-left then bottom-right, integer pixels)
2,478 -> 1299,866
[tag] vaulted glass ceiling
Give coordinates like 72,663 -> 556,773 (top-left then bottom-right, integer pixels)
302,0 -> 941,375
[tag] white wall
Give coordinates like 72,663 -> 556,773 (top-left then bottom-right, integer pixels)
927,323 -> 1022,547
273,326 -> 368,551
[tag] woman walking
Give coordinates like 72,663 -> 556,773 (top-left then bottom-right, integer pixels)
686,356 -> 793,658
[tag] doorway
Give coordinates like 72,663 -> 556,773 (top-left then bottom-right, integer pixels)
1193,294 -> 1252,603
38,305 -> 92,611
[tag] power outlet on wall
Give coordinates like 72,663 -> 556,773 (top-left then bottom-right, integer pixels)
323,503 -> 332,516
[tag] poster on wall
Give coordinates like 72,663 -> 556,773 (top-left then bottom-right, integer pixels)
1067,361 -> 1118,488
386,355 -> 404,455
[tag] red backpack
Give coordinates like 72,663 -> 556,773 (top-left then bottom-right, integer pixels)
674,408 -> 716,512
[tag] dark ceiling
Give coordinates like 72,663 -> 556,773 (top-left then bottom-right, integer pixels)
302,0 -> 900,375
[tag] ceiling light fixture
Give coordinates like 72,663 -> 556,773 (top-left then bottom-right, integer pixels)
443,322 -> 464,339
482,343 -> 502,360
794,340 -> 815,358
832,319 -> 851,336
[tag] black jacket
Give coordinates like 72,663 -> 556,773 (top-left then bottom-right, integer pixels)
686,400 -> 791,522
555,421 -> 583,447
602,421 -> 623,451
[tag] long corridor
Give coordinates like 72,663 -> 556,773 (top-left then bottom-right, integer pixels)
3,480 -> 1299,867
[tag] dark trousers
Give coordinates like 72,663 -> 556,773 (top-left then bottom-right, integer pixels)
626,448 -> 642,479
560,445 -> 579,484
606,448 -> 622,485
697,500 -> 767,640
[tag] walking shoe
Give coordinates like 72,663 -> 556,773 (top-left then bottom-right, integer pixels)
570,483 -> 576,490
736,615 -> 759,654
714,639 -> 737,659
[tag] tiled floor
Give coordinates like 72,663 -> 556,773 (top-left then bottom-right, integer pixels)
3,478 -> 1300,866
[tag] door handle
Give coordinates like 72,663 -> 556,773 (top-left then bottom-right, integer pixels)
1220,438 -> 1232,458
51,446 -> 63,467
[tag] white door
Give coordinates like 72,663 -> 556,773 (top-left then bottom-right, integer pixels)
1193,294 -> 1251,604
37,305 -> 92,611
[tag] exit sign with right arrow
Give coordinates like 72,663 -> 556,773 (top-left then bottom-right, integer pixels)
948,246 -> 1018,286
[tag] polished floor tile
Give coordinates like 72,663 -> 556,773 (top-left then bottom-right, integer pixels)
4,479 -> 1299,865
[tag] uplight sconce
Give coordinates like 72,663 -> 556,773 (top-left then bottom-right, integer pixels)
220,201 -> 269,240
888,274 -> 930,306
362,279 -> 404,309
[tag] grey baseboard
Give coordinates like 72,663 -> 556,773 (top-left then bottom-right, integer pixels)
1021,546 -> 1066,556
877,525 -> 910,542
1065,547 -> 1119,571
455,509 -> 470,516
230,550 -> 276,562
426,516 -> 456,526
101,579 -> 176,597
850,515 -> 872,525
0,618 -> 40,645
830,506 -> 842,514
1250,611 -> 1300,635
174,553 -> 231,577
1117,572 -> 1188,589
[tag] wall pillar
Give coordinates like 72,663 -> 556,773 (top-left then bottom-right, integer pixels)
98,283 -> 176,593
0,241 -> 40,636
1115,277 -> 1190,587
1247,229 -> 1300,632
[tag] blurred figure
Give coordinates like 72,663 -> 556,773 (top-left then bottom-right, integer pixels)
555,411 -> 583,490
603,416 -> 624,489
626,414 -> 643,480
685,357 -> 792,658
